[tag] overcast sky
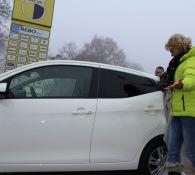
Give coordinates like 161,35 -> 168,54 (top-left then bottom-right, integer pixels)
49,0 -> 195,74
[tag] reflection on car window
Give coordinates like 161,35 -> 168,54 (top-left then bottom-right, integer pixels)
8,66 -> 93,98
99,69 -> 158,98
9,72 -> 40,89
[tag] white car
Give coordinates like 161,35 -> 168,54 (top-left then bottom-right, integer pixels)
0,60 -> 167,175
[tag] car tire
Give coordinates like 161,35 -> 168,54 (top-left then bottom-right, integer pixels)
138,136 -> 167,175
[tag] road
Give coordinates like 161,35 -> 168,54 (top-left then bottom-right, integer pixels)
0,170 -> 168,175
0,172 -> 138,175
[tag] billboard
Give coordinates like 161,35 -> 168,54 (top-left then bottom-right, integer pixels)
4,0 -> 55,72
12,0 -> 55,27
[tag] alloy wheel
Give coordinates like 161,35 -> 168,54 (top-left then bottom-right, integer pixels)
148,146 -> 167,175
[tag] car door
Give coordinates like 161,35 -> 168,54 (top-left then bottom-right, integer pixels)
90,68 -> 163,163
0,65 -> 98,164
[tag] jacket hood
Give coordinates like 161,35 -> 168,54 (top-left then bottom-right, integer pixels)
181,46 -> 195,62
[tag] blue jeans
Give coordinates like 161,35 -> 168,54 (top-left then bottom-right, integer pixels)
167,116 -> 195,167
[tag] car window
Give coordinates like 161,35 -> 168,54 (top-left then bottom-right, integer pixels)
7,65 -> 93,98
99,69 -> 159,98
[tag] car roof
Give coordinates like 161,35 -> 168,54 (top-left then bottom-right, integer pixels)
0,60 -> 158,81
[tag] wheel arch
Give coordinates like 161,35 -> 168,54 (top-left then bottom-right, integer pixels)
137,134 -> 167,172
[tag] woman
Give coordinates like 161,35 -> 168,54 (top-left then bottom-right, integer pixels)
164,34 -> 195,175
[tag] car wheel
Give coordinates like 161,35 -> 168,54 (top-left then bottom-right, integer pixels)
138,137 -> 167,175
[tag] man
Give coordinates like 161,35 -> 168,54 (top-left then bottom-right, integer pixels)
155,66 -> 165,90
155,66 -> 164,78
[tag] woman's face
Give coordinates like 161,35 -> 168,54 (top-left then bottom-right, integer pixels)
170,47 -> 181,57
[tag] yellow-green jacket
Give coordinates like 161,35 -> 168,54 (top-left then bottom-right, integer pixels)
172,47 -> 195,117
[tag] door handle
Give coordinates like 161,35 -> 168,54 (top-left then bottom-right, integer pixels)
72,108 -> 93,115
144,106 -> 161,112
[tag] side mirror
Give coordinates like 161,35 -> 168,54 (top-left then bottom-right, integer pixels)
0,83 -> 7,99
0,83 -> 7,93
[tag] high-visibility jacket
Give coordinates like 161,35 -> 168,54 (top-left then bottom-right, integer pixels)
172,47 -> 195,117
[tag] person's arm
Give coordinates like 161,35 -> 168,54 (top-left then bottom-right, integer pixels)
166,67 -> 195,90
166,79 -> 183,90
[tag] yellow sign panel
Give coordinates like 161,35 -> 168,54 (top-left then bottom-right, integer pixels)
4,19 -> 50,71
13,0 -> 55,27
4,0 -> 55,73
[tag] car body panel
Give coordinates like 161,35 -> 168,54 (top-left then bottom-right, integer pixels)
0,98 -> 97,164
0,60 -> 165,172
90,91 -> 164,163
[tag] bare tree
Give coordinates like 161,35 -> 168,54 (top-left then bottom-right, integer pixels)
0,32 -> 8,49
53,36 -> 143,71
127,62 -> 144,71
59,42 -> 78,60
73,36 -> 127,67
0,0 -> 12,54
0,0 -> 12,27
48,54 -> 63,60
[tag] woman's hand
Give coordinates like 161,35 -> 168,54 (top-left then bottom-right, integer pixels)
165,79 -> 183,90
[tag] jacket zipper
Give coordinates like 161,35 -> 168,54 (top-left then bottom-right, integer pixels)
182,94 -> 185,111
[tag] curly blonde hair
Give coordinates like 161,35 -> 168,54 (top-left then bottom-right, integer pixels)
165,34 -> 192,53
